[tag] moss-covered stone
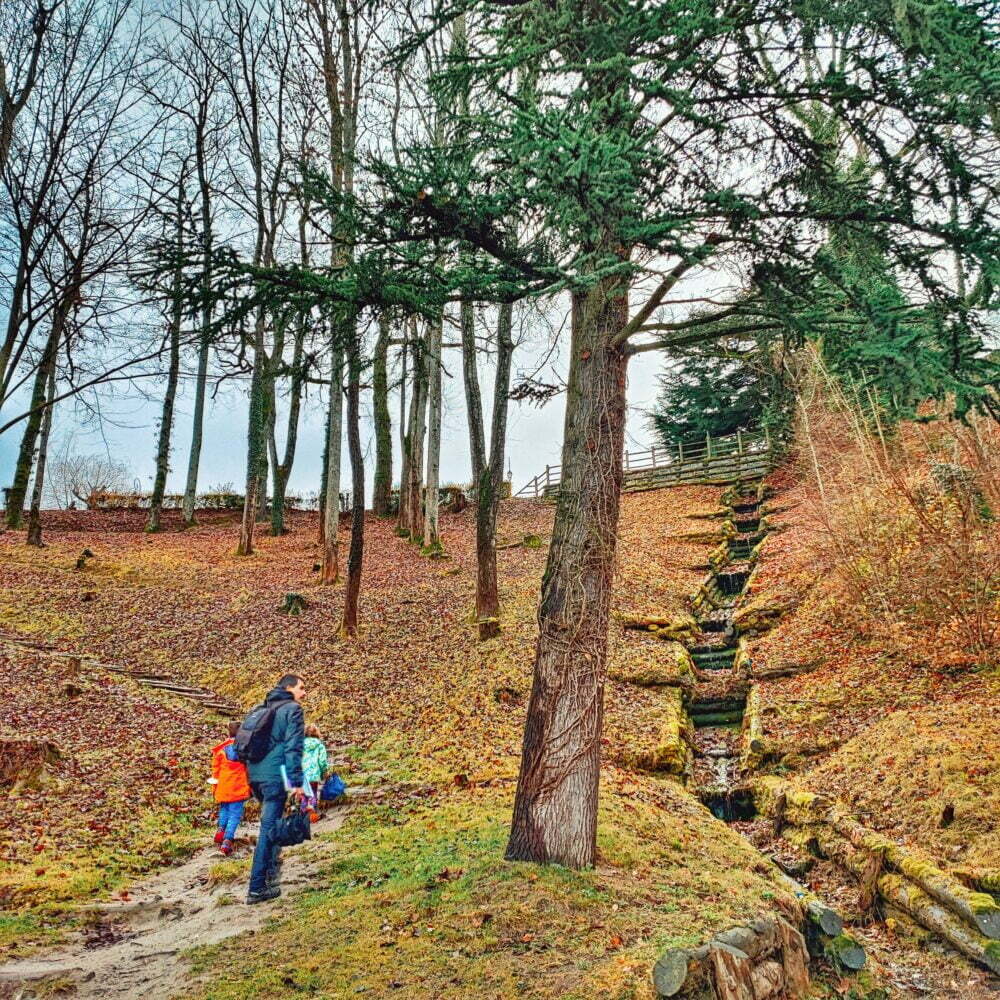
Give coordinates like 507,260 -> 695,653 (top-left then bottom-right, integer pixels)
732,597 -> 787,635
610,640 -> 696,688
619,687 -> 691,775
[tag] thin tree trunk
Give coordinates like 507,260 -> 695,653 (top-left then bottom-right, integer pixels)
182,157 -> 213,529
423,310 -> 443,548
372,312 -> 393,517
396,336 -> 409,530
477,302 -> 514,639
318,398 -> 329,544
5,317 -> 61,529
237,319 -> 268,557
461,297 -> 486,489
256,442 -> 270,523
26,364 -> 56,546
341,337 -> 364,635
270,319 -> 305,536
320,344 -> 344,583
506,280 -> 628,868
147,191 -> 185,533
181,327 -> 210,527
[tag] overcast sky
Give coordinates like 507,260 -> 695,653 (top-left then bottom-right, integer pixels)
0,318 -> 667,505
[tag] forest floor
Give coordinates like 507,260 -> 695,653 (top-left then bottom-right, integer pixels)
0,474 -> 997,998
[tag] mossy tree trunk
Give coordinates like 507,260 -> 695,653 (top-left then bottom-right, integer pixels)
506,277 -> 628,868
6,314 -> 62,530
477,302 -> 514,639
461,295 -> 486,490
372,311 -> 393,517
147,177 -> 185,534
397,320 -> 427,541
341,334 -> 364,635
181,151 -> 213,529
270,317 -> 306,536
26,363 -> 56,546
423,310 -> 443,548
237,313 -> 269,557
320,343 -> 344,583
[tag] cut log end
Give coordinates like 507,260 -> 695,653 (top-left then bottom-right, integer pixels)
652,948 -> 691,997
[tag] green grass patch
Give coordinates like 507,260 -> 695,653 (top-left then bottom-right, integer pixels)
181,781 -> 787,1000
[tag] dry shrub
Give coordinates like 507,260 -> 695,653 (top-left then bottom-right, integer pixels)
792,346 -> 1000,670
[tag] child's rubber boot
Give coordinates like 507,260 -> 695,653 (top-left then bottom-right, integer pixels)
214,829 -> 225,844
220,839 -> 234,856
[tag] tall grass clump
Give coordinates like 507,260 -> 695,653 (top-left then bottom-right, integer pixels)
793,346 -> 1000,671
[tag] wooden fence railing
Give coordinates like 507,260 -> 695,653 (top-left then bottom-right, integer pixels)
515,429 -> 773,499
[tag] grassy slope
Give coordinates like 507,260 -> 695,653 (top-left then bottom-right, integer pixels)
0,489 -> 798,997
744,460 -> 1000,872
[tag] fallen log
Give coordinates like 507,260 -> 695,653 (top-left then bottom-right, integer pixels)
759,780 -> 1000,971
826,807 -> 1000,940
880,874 -> 1000,975
953,869 -> 1000,896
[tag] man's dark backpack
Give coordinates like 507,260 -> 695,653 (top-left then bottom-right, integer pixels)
234,702 -> 279,763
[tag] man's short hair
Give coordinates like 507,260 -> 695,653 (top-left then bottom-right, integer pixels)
277,673 -> 303,690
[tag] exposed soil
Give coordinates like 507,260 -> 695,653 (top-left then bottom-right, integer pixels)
0,807 -> 347,1000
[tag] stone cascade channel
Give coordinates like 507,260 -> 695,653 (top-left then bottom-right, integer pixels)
683,485 -> 765,822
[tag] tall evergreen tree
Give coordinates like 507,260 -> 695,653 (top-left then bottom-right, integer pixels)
372,0 -> 1000,867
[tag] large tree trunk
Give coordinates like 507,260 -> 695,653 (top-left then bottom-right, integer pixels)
5,317 -> 62,529
26,364 -> 56,546
147,198 -> 184,534
477,302 -> 514,640
341,340 -> 364,635
423,311 -> 443,548
461,297 -> 486,488
372,312 -> 393,517
320,344 -> 344,584
506,279 -> 628,868
399,329 -> 427,541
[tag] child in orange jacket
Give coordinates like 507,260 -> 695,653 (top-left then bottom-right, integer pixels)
210,722 -> 251,856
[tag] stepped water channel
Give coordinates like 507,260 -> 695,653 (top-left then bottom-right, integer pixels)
684,483 -> 765,823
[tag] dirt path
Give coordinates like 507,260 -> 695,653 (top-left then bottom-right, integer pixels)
0,807 -> 347,1000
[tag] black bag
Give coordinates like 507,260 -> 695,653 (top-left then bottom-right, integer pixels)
234,702 -> 279,764
274,807 -> 311,847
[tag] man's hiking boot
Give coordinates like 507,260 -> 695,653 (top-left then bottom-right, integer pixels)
246,886 -> 281,905
214,829 -> 225,844
220,839 -> 234,857
266,863 -> 282,889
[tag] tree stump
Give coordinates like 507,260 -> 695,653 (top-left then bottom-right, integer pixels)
277,592 -> 308,616
444,487 -> 468,513
0,739 -> 62,791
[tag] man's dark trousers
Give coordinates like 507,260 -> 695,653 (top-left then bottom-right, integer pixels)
249,780 -> 286,895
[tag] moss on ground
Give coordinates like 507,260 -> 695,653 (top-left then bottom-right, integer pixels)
181,783 -> 786,1000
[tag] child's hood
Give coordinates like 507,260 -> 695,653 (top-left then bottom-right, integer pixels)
212,738 -> 235,754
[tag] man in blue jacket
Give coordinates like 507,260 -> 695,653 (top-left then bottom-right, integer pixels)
246,673 -> 306,904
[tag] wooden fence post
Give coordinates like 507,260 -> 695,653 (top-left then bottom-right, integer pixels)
544,465 -> 551,495
705,433 -> 712,459
737,429 -> 743,455
651,445 -> 657,468
624,450 -> 630,473
678,440 -> 684,463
